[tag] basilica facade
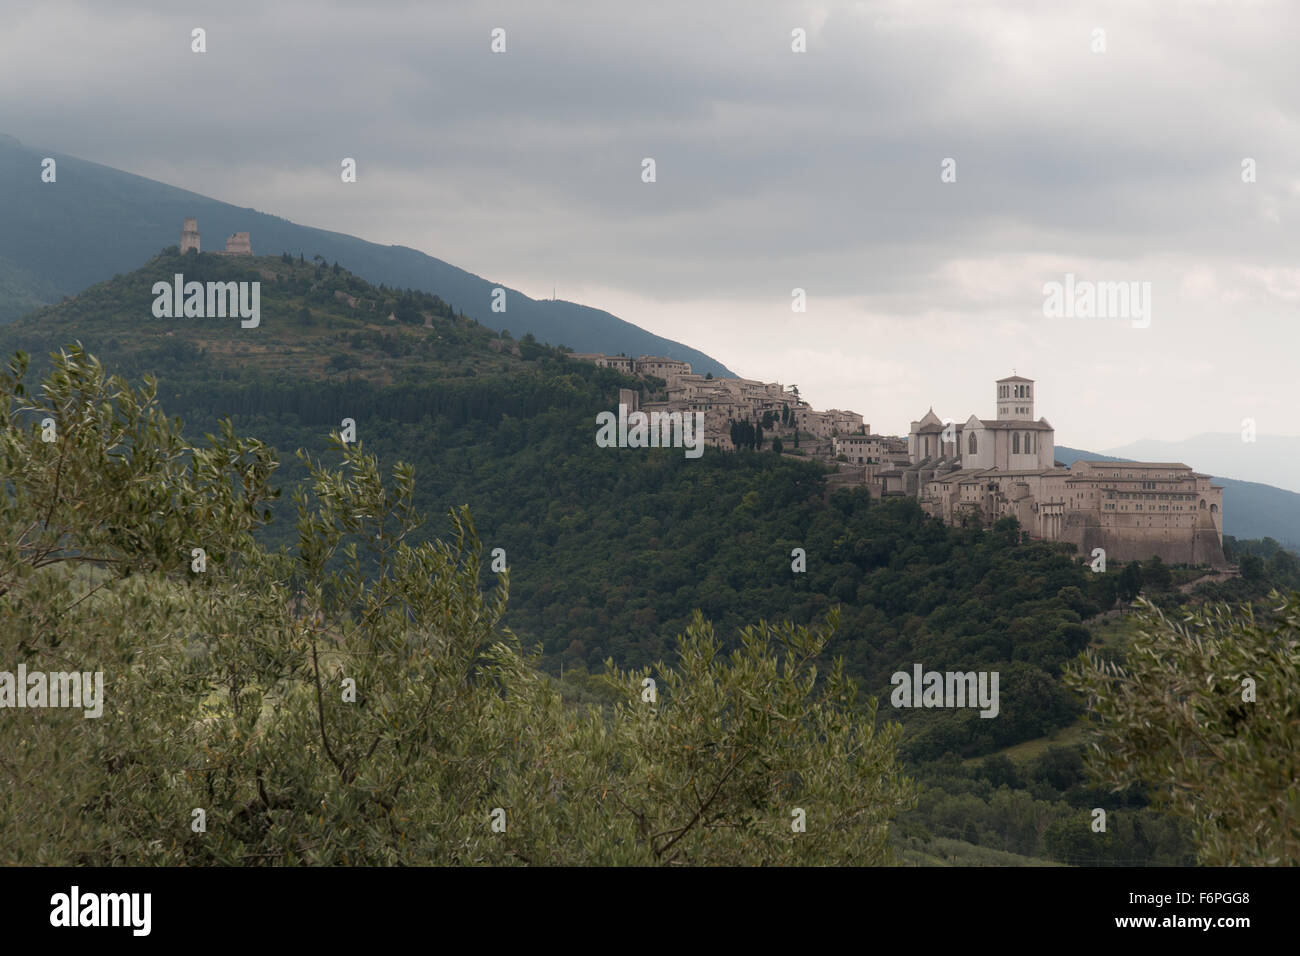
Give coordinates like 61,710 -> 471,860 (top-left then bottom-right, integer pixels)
880,376 -> 1226,566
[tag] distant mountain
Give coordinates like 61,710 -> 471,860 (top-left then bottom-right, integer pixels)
1102,433 -> 1300,495
0,132 -> 734,376
1055,445 -> 1300,549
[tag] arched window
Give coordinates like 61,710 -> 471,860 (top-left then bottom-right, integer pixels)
1012,432 -> 1020,454
1025,432 -> 1033,454
1199,499 -> 1206,509
968,432 -> 977,454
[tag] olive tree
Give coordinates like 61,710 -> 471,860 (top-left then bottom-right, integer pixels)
2,346 -> 917,865
1064,596 -> 1300,865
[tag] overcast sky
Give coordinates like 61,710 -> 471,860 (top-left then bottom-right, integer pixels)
3,0 -> 1299,456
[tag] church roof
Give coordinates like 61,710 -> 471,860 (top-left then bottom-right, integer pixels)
997,375 -> 1033,383
1077,460 -> 1189,469
914,408 -> 944,428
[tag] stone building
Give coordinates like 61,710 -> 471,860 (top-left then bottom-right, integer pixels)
221,232 -> 252,255
833,433 -> 888,464
827,409 -> 866,435
635,356 -> 692,384
883,375 -> 1226,566
570,353 -> 635,373
571,352 -> 826,446
177,219 -> 252,256
181,217 -> 200,254
1058,460 -> 1225,565
795,407 -> 834,438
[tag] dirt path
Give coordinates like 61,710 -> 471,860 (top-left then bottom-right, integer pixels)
1178,569 -> 1239,593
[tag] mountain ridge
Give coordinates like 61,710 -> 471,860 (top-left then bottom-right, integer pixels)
0,133 -> 735,376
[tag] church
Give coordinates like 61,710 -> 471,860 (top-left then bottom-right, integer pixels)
879,376 -> 1226,566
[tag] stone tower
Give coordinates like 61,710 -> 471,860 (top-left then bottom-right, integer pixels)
996,375 -> 1033,421
181,217 -> 200,254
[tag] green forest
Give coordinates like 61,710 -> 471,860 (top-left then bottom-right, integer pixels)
2,253 -> 1297,865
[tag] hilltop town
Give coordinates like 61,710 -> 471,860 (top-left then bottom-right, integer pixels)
570,353 -> 1226,567
162,214 -> 1227,570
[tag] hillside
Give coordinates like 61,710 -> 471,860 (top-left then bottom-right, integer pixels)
2,252 -> 1101,744
10,252 -> 1296,866
0,132 -> 734,376
4,249 -> 533,386
1055,445 -> 1300,549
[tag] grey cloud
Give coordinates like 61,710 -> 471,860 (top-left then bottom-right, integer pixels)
1,0 -> 1298,447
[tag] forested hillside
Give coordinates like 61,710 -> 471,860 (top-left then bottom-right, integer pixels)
5,252 -> 1297,865
0,133 -> 734,375
0,250 -> 1105,751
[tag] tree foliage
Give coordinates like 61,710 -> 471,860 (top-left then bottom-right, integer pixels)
0,344 -> 278,599
0,349 -> 916,865
1063,596 -> 1300,865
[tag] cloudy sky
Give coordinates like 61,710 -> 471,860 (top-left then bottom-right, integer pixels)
3,0 -> 1298,457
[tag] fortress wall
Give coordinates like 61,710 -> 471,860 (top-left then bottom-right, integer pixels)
1064,511 -> 1225,566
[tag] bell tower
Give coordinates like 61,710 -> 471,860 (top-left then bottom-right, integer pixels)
996,375 -> 1033,421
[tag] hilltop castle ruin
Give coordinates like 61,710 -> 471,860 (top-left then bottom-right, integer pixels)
179,217 -> 252,256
